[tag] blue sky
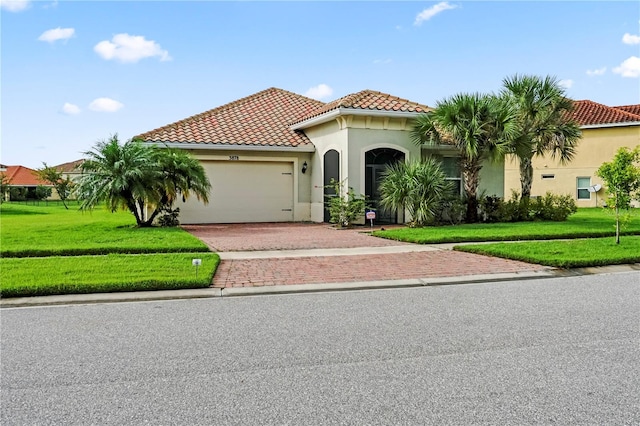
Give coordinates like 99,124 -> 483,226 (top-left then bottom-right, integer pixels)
2,0 -> 639,169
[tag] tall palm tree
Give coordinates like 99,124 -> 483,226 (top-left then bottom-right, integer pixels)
77,135 -> 211,227
412,93 -> 516,222
378,158 -> 451,227
502,74 -> 581,200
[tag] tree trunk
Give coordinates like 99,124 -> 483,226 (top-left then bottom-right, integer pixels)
141,207 -> 162,227
125,198 -> 144,227
462,159 -> 481,223
519,156 -> 534,200
615,205 -> 620,245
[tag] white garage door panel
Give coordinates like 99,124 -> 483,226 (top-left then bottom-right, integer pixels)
177,161 -> 294,224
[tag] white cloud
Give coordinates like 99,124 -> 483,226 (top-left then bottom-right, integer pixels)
559,79 -> 574,89
414,2 -> 458,26
613,56 -> 640,77
373,59 -> 392,64
0,0 -> 30,12
62,103 -> 81,115
622,33 -> 640,45
38,27 -> 75,43
89,98 -> 124,112
586,67 -> 607,76
304,84 -> 334,100
94,33 -> 171,63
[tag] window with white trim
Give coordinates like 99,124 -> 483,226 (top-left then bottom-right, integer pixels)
577,177 -> 591,200
441,157 -> 462,195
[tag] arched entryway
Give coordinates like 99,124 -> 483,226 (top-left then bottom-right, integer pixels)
323,149 -> 340,223
365,148 -> 405,224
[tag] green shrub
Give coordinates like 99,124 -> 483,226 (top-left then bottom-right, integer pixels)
478,194 -> 504,223
378,158 -> 451,227
158,207 -> 181,227
530,192 -> 577,221
34,185 -> 52,200
9,187 -> 27,201
435,194 -> 466,225
325,178 -> 368,228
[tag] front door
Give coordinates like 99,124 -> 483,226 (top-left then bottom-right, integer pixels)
365,148 -> 405,224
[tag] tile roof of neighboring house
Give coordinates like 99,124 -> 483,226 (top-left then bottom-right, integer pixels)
570,100 -> 640,126
613,104 -> 640,116
54,159 -> 84,173
291,90 -> 431,125
137,87 -> 325,148
1,165 -> 49,186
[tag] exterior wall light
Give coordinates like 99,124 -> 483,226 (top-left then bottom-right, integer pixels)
301,161 -> 308,174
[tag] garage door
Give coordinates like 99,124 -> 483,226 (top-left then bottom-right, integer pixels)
176,161 -> 294,224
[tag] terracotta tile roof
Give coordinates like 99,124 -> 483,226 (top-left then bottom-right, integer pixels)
1,165 -> 49,186
137,88 -> 325,148
613,104 -> 640,117
53,159 -> 84,173
291,90 -> 431,125
570,100 -> 640,126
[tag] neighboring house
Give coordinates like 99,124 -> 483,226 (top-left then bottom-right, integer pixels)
1,165 -> 52,201
504,101 -> 640,207
138,87 -> 504,224
54,159 -> 85,182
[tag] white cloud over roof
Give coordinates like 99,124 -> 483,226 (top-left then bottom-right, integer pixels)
586,67 -> 606,76
559,79 -> 574,89
38,27 -> 75,43
62,103 -> 81,115
622,33 -> 640,45
304,84 -> 333,100
89,98 -> 124,112
94,33 -> 171,63
0,0 -> 30,12
414,2 -> 457,26
613,56 -> 640,78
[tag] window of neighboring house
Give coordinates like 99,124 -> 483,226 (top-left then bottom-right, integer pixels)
441,157 -> 462,195
577,177 -> 591,200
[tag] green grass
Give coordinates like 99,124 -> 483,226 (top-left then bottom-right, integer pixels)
454,236 -> 640,268
373,208 -> 640,244
0,202 -> 220,298
0,203 -> 209,257
1,253 -> 220,298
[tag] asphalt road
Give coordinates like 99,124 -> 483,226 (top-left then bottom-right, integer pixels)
1,272 -> 639,425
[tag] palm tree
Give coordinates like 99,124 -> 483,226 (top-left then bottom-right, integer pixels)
378,158 -> 451,227
412,93 -> 516,222
149,147 -> 211,224
77,135 -> 211,227
501,74 -> 581,200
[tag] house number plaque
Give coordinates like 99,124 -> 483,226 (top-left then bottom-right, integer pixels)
229,155 -> 239,161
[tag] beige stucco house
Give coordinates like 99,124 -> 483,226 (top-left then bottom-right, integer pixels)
504,100 -> 640,207
138,88 -> 505,224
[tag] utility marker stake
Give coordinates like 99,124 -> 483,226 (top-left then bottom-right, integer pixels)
192,258 -> 202,279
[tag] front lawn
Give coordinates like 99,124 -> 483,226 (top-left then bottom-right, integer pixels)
455,236 -> 640,268
0,203 -> 209,257
0,202 -> 219,298
373,208 -> 640,244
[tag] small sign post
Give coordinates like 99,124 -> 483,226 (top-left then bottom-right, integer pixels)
366,211 -> 376,229
192,258 -> 202,278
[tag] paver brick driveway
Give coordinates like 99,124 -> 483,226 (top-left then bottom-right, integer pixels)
184,223 -> 550,288
182,223 -> 406,251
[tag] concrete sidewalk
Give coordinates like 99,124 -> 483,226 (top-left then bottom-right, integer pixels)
2,264 -> 638,309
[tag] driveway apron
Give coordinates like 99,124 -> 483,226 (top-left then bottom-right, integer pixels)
183,223 -> 549,288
